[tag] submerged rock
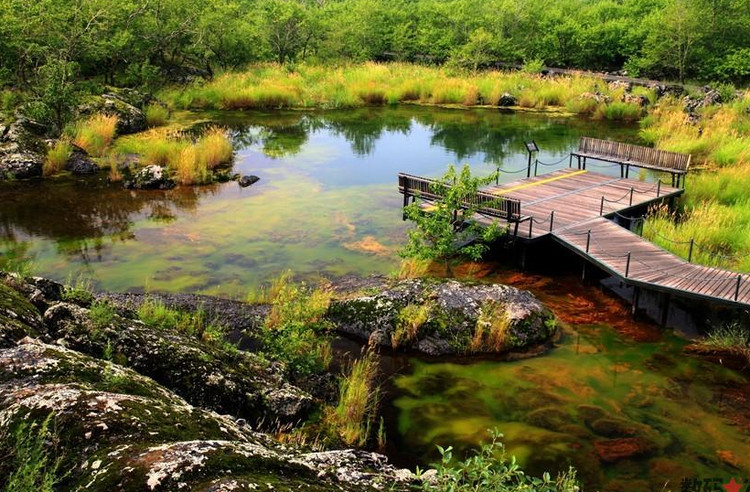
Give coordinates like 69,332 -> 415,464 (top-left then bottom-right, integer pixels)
327,278 -> 556,356
238,175 -> 260,187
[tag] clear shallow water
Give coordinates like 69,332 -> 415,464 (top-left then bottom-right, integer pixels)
1,107 -> 638,296
4,107 -> 746,489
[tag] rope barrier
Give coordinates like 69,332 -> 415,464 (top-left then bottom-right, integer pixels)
535,155 -> 570,167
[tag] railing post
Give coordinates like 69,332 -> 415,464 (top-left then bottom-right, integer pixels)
657,180 -> 662,198
625,251 -> 632,278
586,230 -> 591,253
735,275 -> 742,302
529,219 -> 533,238
496,166 -> 499,185
534,159 -> 539,177
600,196 -> 605,216
549,211 -> 555,233
629,187 -> 634,206
688,239 -> 694,263
527,152 -> 532,178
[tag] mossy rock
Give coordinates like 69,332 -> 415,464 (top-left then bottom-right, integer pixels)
43,301 -> 312,426
328,278 -> 556,356
524,407 -> 571,431
0,280 -> 46,347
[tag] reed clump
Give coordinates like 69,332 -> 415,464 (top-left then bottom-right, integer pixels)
326,347 -> 380,447
471,301 -> 512,352
43,140 -> 72,176
71,114 -> 118,157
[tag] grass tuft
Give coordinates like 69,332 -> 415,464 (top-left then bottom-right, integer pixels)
393,303 -> 431,349
145,104 -> 169,127
71,114 -> 118,157
471,301 -> 511,352
43,140 -> 72,176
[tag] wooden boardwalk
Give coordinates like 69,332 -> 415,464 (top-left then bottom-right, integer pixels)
477,168 -> 682,239
399,168 -> 750,308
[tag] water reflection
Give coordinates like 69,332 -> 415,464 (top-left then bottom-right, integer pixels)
0,107 -> 638,295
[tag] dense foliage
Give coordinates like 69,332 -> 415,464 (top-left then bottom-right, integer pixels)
2,0 -> 750,94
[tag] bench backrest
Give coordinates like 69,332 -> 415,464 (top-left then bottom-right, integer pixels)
398,172 -> 521,221
579,137 -> 691,173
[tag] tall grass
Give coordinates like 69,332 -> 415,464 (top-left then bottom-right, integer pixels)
253,271 -> 333,376
640,91 -> 750,271
137,299 -> 228,346
144,104 -> 169,127
698,322 -> 750,363
114,126 -> 233,185
393,303 -> 431,349
71,114 -> 118,157
470,301 -> 512,352
160,62 -> 645,119
327,347 -> 380,447
43,140 -> 71,176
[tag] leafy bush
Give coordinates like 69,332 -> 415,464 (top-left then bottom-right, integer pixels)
89,299 -> 116,329
401,164 -> 505,267
425,429 -> 580,492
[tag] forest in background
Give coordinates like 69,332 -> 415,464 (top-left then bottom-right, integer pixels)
2,0 -> 750,95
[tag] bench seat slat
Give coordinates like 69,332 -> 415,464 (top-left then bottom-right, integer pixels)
573,137 -> 690,175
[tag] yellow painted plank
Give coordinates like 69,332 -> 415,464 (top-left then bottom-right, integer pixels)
497,170 -> 588,194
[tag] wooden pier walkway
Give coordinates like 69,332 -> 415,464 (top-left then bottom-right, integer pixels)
398,158 -> 750,309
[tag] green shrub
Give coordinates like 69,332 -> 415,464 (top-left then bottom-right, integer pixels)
255,271 -> 333,377
61,274 -> 94,305
89,299 -> 116,329
425,429 -> 580,492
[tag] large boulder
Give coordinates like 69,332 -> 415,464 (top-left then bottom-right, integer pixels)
0,338 -> 412,492
327,278 -> 557,356
0,118 -> 47,180
77,92 -> 147,135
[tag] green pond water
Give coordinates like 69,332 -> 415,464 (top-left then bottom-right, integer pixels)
2,107 -> 748,490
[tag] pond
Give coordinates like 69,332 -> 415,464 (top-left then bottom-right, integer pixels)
2,106 -> 748,490
1,106 -> 638,296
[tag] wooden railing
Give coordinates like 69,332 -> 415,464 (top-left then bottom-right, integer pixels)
398,172 -> 522,221
571,137 -> 691,187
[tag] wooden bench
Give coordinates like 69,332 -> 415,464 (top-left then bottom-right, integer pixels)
570,137 -> 691,187
397,172 -> 525,224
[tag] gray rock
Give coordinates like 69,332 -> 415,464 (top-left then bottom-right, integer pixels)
497,93 -> 517,107
124,164 -> 175,190
0,151 -> 42,179
327,278 -> 556,356
65,146 -> 99,174
238,175 -> 260,187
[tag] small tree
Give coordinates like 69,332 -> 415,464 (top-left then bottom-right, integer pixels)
400,164 -> 505,270
26,56 -> 80,136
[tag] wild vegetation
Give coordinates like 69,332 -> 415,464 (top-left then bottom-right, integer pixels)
401,164 -> 505,268
250,271 -> 333,377
425,430 -> 580,492
137,298 -> 231,348
43,140 -> 72,176
471,301 -> 512,353
696,322 -> 750,363
114,126 -> 234,185
0,415 -> 61,492
161,63 -> 648,118
326,347 -> 381,447
640,91 -> 750,271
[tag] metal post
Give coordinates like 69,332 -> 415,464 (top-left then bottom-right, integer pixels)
688,239 -> 694,263
569,154 -> 573,168
586,230 -> 591,253
496,167 -> 499,185
657,180 -> 662,198
625,251 -> 631,278
600,196 -> 605,216
629,187 -> 634,206
735,275 -> 742,302
534,159 -> 539,177
527,152 -> 532,178
529,219 -> 533,238
549,211 -> 555,233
